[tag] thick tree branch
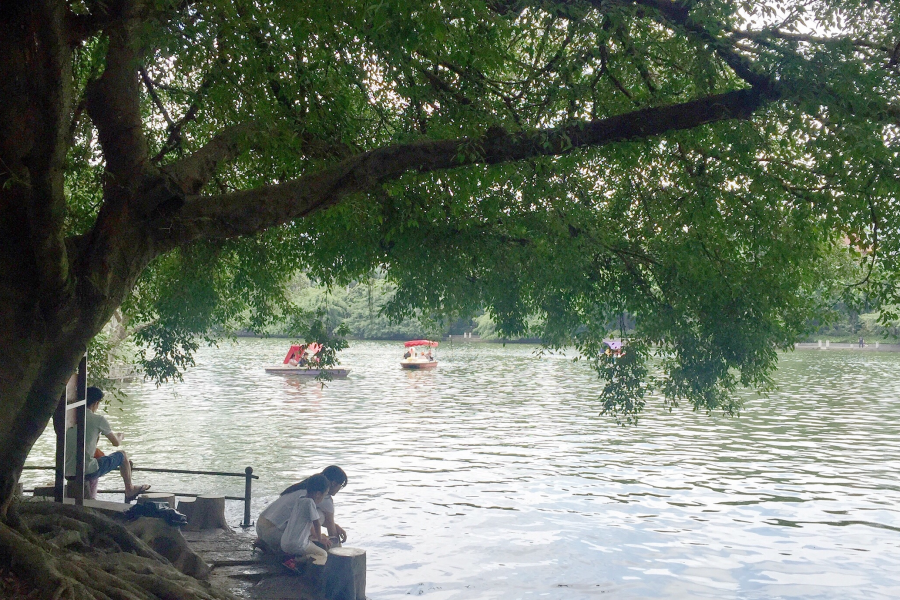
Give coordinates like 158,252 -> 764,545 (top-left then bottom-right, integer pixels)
163,119 -> 357,196
85,0 -> 150,184
67,0 -> 198,44
73,1 -> 169,325
731,29 -> 892,55
421,68 -> 474,106
156,87 -> 767,247
32,3 -> 74,296
162,121 -> 262,195
66,7 -> 113,45
532,0 -> 778,96
622,0 -> 777,93
66,97 -> 87,148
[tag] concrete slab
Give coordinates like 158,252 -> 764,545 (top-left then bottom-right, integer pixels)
248,575 -> 322,600
26,496 -> 131,515
182,528 -> 241,542
179,525 -> 355,600
212,564 -> 284,582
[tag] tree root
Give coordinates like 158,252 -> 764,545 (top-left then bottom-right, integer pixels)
1,563 -> 32,600
0,501 -> 236,600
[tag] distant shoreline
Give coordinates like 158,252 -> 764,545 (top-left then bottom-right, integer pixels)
232,331 -> 541,344
793,342 -> 900,352
232,333 -> 900,351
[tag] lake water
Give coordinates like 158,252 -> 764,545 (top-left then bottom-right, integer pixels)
23,340 -> 900,599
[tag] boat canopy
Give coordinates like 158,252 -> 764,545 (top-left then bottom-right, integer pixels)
602,339 -> 623,351
404,339 -> 438,348
283,343 -> 323,364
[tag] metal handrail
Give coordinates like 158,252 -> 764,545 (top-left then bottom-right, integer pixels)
23,464 -> 258,527
132,466 -> 259,478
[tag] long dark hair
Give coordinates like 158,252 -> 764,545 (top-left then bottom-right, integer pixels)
280,465 -> 348,496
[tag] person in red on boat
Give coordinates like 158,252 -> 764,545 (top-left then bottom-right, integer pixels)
65,387 -> 150,503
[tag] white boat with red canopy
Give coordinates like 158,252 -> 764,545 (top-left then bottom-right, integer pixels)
265,343 -> 350,377
400,340 -> 438,370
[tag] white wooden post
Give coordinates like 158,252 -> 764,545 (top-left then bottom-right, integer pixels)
177,497 -> 196,521
187,494 -> 230,531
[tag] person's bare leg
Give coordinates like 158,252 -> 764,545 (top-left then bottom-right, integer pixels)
118,450 -> 133,494
118,451 -> 148,498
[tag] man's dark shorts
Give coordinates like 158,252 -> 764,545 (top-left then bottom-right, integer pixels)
87,450 -> 125,479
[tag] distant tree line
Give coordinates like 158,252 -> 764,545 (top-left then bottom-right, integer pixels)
253,273 -> 543,341
803,246 -> 900,343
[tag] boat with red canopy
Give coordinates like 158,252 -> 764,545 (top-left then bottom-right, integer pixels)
401,340 -> 438,370
265,344 -> 350,377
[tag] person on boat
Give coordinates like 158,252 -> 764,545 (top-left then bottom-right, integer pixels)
256,473 -> 330,565
64,386 -> 150,503
403,349 -> 411,359
279,465 -> 349,543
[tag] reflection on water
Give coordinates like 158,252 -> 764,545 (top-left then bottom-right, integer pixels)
24,341 -> 900,599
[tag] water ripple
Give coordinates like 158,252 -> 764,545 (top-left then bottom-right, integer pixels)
23,341 -> 900,599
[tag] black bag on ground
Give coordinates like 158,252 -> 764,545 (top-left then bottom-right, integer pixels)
125,501 -> 189,527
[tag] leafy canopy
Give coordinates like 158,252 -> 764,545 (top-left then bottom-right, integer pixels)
62,0 -> 900,421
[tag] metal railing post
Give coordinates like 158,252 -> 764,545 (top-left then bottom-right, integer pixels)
243,466 -> 253,528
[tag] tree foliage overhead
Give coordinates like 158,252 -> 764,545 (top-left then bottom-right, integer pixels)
109,0 -> 900,418
3,0 -> 900,514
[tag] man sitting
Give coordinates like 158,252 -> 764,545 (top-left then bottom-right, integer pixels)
65,386 -> 150,502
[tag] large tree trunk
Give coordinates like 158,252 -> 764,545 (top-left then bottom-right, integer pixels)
0,1 -> 81,520
0,1 -> 152,520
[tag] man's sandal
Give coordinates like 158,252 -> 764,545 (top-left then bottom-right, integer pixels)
125,484 -> 151,503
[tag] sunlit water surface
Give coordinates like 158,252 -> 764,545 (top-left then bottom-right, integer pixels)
24,340 -> 900,599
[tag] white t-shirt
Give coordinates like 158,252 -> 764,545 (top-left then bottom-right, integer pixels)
260,491 -> 322,554
316,496 -> 334,523
64,410 -> 112,476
